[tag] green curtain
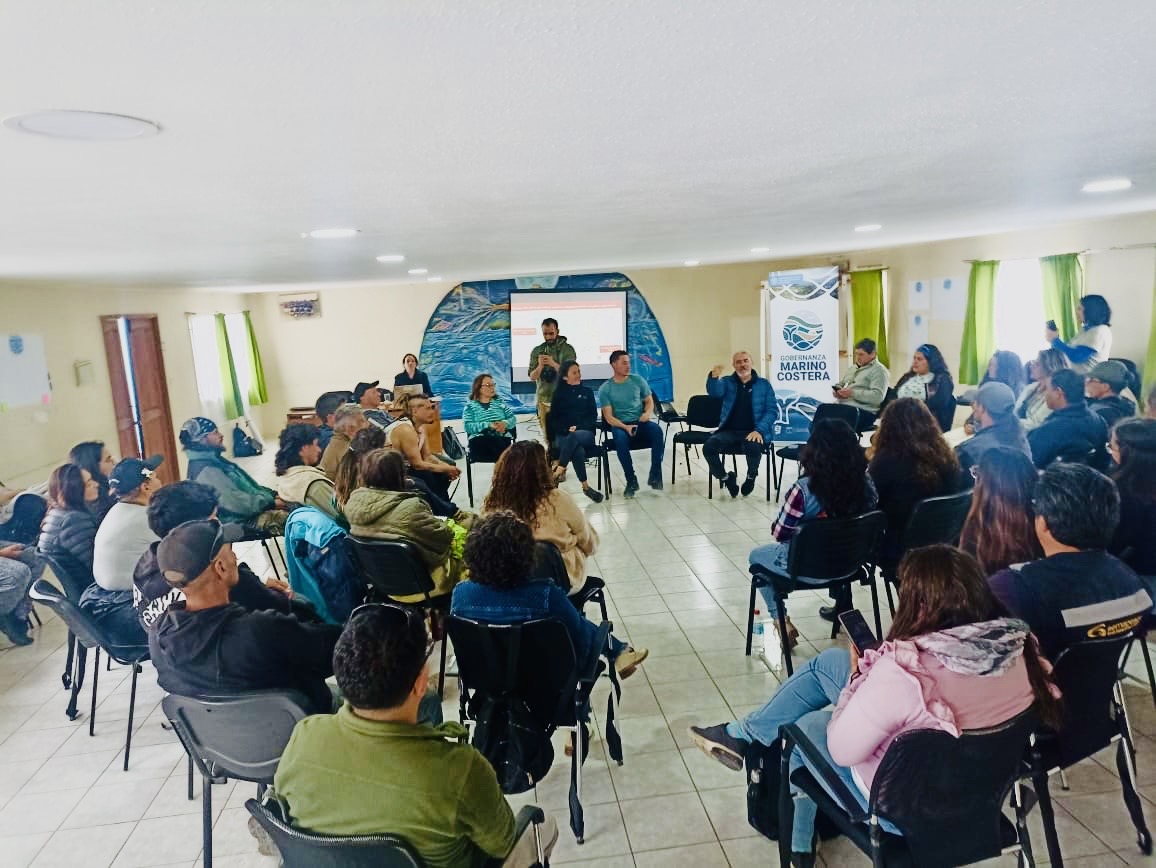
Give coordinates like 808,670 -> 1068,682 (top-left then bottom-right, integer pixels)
1039,254 -> 1082,340
849,269 -> 890,367
215,313 -> 244,420
242,311 -> 268,405
959,260 -> 999,385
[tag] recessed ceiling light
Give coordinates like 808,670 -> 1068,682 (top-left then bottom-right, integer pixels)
303,228 -> 359,239
750,247 -> 770,254
375,254 -> 405,263
408,268 -> 428,275
2,110 -> 161,140
684,259 -> 700,267
427,276 -> 443,282
854,224 -> 882,233
1082,178 -> 1132,193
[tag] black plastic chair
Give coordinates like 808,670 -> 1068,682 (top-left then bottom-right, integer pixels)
747,511 -> 886,675
246,797 -> 549,868
532,541 -> 609,622
772,403 -> 861,500
27,578 -> 150,768
163,690 -> 310,868
447,616 -> 623,844
781,707 -> 1039,867
239,527 -> 288,581
670,395 -> 721,483
596,422 -> 659,497
879,489 -> 973,614
656,400 -> 688,445
37,550 -> 95,711
1023,634 -> 1152,865
464,430 -> 516,507
346,536 -> 451,697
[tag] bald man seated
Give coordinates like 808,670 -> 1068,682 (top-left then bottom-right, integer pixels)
705,351 -> 777,497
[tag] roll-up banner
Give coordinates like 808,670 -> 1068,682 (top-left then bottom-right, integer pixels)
761,266 -> 841,443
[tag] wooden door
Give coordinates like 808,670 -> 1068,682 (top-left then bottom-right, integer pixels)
100,317 -> 140,462
100,315 -> 180,483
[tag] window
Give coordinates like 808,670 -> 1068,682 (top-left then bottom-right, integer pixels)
188,312 -> 257,417
993,259 -> 1047,365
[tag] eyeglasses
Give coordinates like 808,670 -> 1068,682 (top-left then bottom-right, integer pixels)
348,603 -> 436,660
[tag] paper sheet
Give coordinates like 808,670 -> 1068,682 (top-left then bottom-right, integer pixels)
932,276 -> 969,321
908,313 -> 930,353
908,278 -> 931,311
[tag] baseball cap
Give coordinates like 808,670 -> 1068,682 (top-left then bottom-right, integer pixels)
975,382 -> 1016,418
108,455 -> 164,498
1087,360 -> 1129,393
157,519 -> 244,587
352,381 -> 380,402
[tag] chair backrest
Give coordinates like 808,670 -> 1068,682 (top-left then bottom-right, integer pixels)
869,708 -> 1038,866
902,489 -> 973,550
27,578 -> 147,661
245,798 -> 423,868
162,690 -> 311,785
657,400 -> 682,423
1047,634 -> 1133,766
787,510 -> 886,581
446,616 -> 579,726
530,541 -> 570,593
684,395 -> 723,429
37,550 -> 94,602
811,402 -> 860,431
347,537 -> 438,601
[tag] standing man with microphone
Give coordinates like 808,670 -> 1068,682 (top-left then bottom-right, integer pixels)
528,318 -> 576,436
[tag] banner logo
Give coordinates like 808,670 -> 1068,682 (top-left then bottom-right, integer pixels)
782,312 -> 824,352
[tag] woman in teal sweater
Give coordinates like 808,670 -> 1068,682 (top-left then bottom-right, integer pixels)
462,373 -> 517,462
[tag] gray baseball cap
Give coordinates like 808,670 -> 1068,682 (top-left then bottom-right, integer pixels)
157,519 -> 243,587
975,382 -> 1016,417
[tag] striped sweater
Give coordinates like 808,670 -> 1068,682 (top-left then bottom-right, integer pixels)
462,399 -> 517,438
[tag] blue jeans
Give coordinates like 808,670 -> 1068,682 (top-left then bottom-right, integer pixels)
749,542 -> 828,618
610,421 -> 664,484
729,647 -> 900,851
556,429 -> 596,483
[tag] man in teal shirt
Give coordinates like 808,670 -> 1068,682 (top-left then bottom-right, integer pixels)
598,350 -> 665,497
273,604 -> 557,867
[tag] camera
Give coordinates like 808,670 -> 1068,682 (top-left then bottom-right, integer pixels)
540,366 -> 557,384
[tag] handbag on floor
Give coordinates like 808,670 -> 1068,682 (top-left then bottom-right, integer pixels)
746,738 -> 842,842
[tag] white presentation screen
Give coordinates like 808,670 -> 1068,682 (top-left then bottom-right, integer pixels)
510,291 -> 626,384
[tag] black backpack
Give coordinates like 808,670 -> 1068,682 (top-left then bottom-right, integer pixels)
440,426 -> 465,461
470,693 -> 555,794
233,421 -> 264,457
746,739 -> 843,842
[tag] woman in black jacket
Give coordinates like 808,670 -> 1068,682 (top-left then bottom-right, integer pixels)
38,464 -> 100,597
893,343 -> 956,431
545,360 -> 603,502
69,440 -> 116,524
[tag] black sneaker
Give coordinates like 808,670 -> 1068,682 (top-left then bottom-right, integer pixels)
0,612 -> 32,647
583,487 -> 605,503
740,476 -> 757,497
648,473 -> 664,491
791,852 -> 816,868
624,479 -> 640,498
688,723 -> 749,771
723,471 -> 739,498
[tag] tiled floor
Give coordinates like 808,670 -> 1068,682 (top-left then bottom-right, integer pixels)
3,430 -> 1156,866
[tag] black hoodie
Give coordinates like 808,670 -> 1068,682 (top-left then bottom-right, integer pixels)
148,601 -> 342,715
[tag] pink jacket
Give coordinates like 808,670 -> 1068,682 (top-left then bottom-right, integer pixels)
827,640 -> 1035,796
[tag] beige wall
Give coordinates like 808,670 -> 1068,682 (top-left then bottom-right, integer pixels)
0,285 -> 248,488
5,210 -> 1153,485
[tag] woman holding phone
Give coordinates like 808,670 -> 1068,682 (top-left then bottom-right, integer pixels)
689,546 -> 1060,867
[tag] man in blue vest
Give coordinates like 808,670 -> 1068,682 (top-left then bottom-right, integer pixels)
705,351 -> 777,497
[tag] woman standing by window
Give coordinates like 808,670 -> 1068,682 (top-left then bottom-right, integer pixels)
1047,294 -> 1113,373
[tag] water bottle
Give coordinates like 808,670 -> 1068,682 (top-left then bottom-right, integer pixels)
763,615 -> 784,671
752,610 -> 764,649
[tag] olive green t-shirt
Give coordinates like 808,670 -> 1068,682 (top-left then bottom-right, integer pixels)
273,706 -> 516,868
528,337 -> 576,402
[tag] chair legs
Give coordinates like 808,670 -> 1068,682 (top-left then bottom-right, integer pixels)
259,538 -> 287,581
467,459 -> 475,508
89,647 -> 100,737
1138,637 -> 1156,709
123,663 -> 141,771
203,771 -> 214,868
65,645 -> 87,721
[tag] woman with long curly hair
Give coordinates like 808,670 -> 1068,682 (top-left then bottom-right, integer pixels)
333,427 -> 387,508
870,398 -> 961,563
483,441 -> 598,594
273,424 -> 337,519
749,419 -> 877,639
959,447 -> 1042,575
892,343 -> 956,431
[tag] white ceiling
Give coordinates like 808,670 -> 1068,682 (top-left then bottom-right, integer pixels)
3,0 -> 1156,291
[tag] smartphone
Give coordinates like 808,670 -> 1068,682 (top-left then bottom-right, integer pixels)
838,609 -> 881,654
1046,319 -> 1057,332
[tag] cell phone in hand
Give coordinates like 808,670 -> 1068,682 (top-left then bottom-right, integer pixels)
1046,319 -> 1057,332
838,609 -> 881,655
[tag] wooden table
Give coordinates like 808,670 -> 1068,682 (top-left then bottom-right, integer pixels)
426,397 -> 444,454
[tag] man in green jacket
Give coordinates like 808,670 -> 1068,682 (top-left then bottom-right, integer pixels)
832,338 -> 890,428
273,604 -> 557,868
528,317 -> 576,436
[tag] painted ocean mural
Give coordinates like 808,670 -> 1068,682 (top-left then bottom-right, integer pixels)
420,273 -> 673,419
